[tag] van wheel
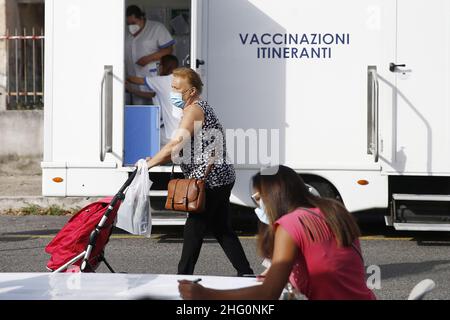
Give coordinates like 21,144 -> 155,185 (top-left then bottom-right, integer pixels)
304,179 -> 341,201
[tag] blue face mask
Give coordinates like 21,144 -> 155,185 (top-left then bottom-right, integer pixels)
170,92 -> 185,109
254,200 -> 270,224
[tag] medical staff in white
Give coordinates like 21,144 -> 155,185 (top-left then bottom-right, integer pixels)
126,55 -> 183,146
125,5 -> 175,105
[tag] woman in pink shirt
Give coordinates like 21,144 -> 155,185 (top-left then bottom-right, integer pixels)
178,165 -> 376,300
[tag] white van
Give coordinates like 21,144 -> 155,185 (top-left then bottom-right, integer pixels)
42,0 -> 450,230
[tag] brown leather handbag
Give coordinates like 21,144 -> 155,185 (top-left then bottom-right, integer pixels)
165,163 -> 214,213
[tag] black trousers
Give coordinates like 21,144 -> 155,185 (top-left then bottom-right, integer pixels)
177,182 -> 254,276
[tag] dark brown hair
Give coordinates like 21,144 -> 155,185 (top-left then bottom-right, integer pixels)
161,55 -> 179,69
126,5 -> 145,19
252,165 -> 361,258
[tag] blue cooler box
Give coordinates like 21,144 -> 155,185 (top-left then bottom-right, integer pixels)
124,105 -> 160,166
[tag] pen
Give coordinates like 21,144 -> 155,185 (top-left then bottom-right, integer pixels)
192,278 -> 202,284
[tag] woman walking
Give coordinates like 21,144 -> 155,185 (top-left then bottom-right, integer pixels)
145,67 -> 253,276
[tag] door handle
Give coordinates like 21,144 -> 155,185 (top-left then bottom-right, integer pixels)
100,65 -> 113,162
196,59 -> 205,68
389,63 -> 410,73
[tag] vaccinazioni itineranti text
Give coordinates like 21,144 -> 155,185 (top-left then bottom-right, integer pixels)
238,33 -> 351,59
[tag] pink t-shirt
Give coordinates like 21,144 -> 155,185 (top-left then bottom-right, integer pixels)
274,207 -> 376,300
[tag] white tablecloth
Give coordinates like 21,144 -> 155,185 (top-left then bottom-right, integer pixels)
0,273 -> 261,300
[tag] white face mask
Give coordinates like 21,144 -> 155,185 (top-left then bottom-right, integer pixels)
128,24 -> 140,35
254,199 -> 270,224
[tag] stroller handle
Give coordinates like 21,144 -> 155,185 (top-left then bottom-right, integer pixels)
118,169 -> 138,195
79,168 -> 139,272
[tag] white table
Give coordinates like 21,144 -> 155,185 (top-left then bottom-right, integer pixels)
0,273 -> 261,300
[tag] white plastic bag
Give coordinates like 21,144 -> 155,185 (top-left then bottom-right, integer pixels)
115,159 -> 152,237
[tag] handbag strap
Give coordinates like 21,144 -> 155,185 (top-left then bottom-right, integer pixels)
298,207 -> 364,263
203,149 -> 216,179
170,163 -> 175,180
170,151 -> 215,181
184,180 -> 192,211
204,162 -> 214,179
171,179 -> 180,208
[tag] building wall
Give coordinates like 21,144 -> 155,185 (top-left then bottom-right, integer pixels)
0,1 -> 44,158
0,110 -> 43,156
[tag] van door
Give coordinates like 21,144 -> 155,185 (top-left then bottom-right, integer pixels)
386,0 -> 450,175
42,0 -> 127,196
192,0 -> 394,209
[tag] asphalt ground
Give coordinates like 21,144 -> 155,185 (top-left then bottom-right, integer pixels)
0,211 -> 449,300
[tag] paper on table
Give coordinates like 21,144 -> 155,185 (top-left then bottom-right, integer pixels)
0,273 -> 261,300
116,274 -> 261,300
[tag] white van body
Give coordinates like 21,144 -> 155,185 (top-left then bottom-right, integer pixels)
42,0 -> 450,229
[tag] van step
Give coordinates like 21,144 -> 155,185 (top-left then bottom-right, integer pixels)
393,223 -> 450,232
151,210 -> 187,226
152,217 -> 186,226
149,165 -> 182,173
391,193 -> 450,231
393,194 -> 450,201
149,190 -> 168,197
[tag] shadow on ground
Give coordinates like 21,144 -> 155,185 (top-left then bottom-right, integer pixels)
377,260 -> 450,280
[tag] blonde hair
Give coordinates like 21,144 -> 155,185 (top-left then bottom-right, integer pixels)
172,67 -> 203,94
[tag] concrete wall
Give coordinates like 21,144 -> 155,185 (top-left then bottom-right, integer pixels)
0,110 -> 43,156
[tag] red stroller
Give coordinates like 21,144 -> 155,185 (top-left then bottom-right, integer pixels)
45,170 -> 137,273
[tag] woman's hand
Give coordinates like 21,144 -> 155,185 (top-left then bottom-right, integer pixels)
134,157 -> 152,168
256,268 -> 269,282
178,280 -> 206,300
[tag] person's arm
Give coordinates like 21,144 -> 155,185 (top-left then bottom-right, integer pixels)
146,104 -> 204,168
178,226 -> 298,300
137,23 -> 175,66
136,46 -> 174,67
128,89 -> 155,99
125,79 -> 155,99
127,76 -> 145,85
126,76 -> 155,98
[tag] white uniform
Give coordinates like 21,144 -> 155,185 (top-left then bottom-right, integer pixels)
125,20 -> 175,105
145,74 -> 183,145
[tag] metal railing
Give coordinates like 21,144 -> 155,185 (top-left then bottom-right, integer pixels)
0,28 -> 44,110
